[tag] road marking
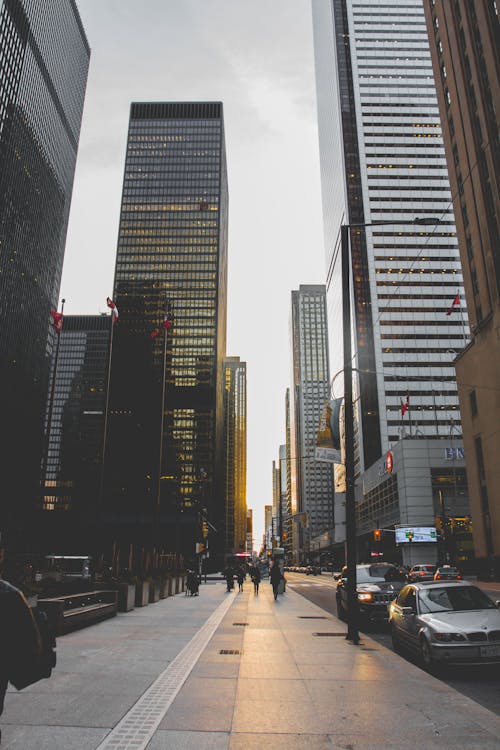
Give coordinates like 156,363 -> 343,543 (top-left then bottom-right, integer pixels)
95,592 -> 235,750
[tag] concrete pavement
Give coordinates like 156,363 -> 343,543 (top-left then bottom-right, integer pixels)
2,577 -> 500,749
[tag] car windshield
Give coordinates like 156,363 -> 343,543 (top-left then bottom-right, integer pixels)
356,565 -> 406,583
419,586 -> 496,613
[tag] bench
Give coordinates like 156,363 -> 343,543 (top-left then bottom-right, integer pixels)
38,590 -> 118,635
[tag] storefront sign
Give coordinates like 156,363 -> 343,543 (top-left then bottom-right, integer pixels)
445,447 -> 464,460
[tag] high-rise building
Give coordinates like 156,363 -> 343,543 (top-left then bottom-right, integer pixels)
223,356 -> 247,557
246,508 -> 253,557
272,459 -> 280,541
423,0 -> 500,577
290,285 -> 334,562
264,504 -> 273,550
0,0 -> 90,547
41,315 -> 112,551
279,444 -> 288,548
284,389 -> 293,559
103,102 -> 228,569
311,0 -> 467,474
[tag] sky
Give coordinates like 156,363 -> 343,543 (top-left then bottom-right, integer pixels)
62,0 -> 327,548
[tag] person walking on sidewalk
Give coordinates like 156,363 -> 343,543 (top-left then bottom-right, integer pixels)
0,548 -> 42,745
251,566 -> 261,594
237,567 -> 245,592
270,560 -> 283,601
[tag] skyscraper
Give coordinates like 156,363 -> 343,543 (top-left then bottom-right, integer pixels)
423,0 -> 500,577
223,356 -> 247,557
290,285 -> 334,562
0,0 -> 90,547
41,315 -> 112,551
311,0 -> 467,473
103,102 -> 228,569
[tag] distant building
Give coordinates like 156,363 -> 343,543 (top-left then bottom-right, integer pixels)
423,0 -> 500,578
290,285 -> 334,562
223,356 -> 247,557
0,0 -> 90,549
41,315 -> 112,551
284,389 -> 293,559
272,459 -> 280,542
103,102 -> 228,569
311,0 -> 467,475
264,504 -> 273,550
246,508 -> 253,556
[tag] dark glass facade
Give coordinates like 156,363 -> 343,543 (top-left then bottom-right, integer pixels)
0,0 -> 90,547
104,102 -> 228,568
41,315 -> 112,551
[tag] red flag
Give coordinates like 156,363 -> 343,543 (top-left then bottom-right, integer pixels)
151,316 -> 172,338
106,297 -> 119,322
150,330 -> 160,339
50,310 -> 63,334
446,293 -> 460,316
401,392 -> 409,417
163,316 -> 172,330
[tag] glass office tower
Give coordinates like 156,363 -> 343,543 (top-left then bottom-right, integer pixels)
290,285 -> 334,562
223,356 -> 247,557
311,0 -> 467,472
42,315 -> 112,551
0,0 -> 90,547
104,102 -> 228,568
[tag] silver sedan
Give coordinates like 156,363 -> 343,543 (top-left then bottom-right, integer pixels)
388,581 -> 500,669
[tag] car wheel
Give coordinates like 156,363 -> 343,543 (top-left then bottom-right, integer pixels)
420,636 -> 438,672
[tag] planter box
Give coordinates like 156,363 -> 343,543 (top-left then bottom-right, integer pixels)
135,581 -> 150,607
117,583 -> 135,612
149,581 -> 160,603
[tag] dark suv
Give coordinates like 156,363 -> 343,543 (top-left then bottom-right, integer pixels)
336,563 -> 407,624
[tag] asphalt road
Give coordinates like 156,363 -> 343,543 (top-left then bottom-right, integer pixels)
286,572 -> 500,717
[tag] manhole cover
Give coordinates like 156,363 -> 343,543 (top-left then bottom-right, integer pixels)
313,632 -> 346,637
219,649 -> 241,655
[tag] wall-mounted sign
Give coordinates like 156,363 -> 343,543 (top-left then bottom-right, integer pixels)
445,447 -> 464,460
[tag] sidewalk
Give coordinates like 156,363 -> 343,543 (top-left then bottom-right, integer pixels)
3,579 -> 500,749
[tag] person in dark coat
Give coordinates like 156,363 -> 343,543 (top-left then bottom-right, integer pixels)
251,566 -> 261,594
0,549 -> 42,744
236,567 -> 245,592
269,561 -> 283,601
224,566 -> 234,591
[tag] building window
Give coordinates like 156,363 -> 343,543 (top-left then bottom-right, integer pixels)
469,390 -> 478,417
474,436 -> 486,481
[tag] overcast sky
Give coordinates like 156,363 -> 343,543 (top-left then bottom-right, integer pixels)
62,0 -> 326,548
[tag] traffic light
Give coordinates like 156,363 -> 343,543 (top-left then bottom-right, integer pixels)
373,528 -> 382,542
282,532 -> 287,541
202,520 -> 208,539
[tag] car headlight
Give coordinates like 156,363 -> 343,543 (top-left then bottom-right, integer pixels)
357,592 -> 374,602
433,632 -> 467,642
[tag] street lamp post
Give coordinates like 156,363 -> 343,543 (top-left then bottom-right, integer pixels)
341,216 -> 440,645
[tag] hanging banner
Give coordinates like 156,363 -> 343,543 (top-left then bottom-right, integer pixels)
315,399 -> 342,463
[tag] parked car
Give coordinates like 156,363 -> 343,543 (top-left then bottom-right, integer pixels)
408,564 -> 436,582
434,565 -> 462,581
336,563 -> 407,625
389,581 -> 500,669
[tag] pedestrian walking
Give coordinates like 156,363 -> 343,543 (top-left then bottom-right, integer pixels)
0,547 -> 53,744
225,566 -> 234,592
269,560 -> 283,601
237,567 -> 245,592
251,566 -> 261,594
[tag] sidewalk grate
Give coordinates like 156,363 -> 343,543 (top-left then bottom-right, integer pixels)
232,622 -> 249,626
299,615 -> 328,619
219,648 -> 240,654
313,632 -> 346,637
95,592 -> 236,750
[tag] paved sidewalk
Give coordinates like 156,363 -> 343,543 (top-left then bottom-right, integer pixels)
2,579 -> 500,749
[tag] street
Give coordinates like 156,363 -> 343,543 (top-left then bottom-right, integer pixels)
286,572 -> 500,717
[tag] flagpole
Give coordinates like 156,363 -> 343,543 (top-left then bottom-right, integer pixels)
98,310 -> 115,554
42,297 -> 65,504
